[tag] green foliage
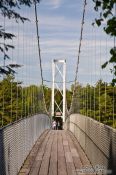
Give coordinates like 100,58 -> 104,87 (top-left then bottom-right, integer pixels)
66,89 -> 72,110
44,86 -> 51,111
54,89 -> 62,112
23,85 -> 45,115
0,77 -> 116,129
0,75 -> 22,126
0,75 -> 45,127
93,0 -> 116,84
43,86 -> 72,115
73,80 -> 116,128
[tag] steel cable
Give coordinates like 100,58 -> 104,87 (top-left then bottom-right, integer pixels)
113,3 -> 116,127
34,0 -> 48,114
69,0 -> 87,114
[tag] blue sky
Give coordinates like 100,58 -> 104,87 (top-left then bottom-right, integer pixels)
0,0 -> 114,88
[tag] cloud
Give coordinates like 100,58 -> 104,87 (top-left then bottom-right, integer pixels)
39,15 -> 80,32
43,0 -> 62,8
50,0 -> 62,8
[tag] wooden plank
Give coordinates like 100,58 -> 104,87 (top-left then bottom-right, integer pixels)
57,131 -> 64,157
57,131 -> 67,175
19,130 -> 50,175
65,152 -> 73,163
62,131 -> 77,175
67,131 -> 96,175
48,131 -> 58,175
68,131 -> 91,166
66,132 -> 83,170
29,161 -> 41,175
38,131 -> 54,175
29,131 -> 52,175
63,140 -> 68,146
19,168 -> 30,174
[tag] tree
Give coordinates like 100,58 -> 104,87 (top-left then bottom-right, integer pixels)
23,85 -> 45,116
93,0 -> 116,85
0,0 -> 40,74
0,75 -> 22,126
66,89 -> 72,111
72,80 -> 116,128
44,86 -> 52,112
0,77 -> 46,127
99,93 -> 113,122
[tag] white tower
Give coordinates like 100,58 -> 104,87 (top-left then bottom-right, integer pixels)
51,59 -> 66,123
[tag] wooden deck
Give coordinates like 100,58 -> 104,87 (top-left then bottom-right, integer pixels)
19,130 -> 93,175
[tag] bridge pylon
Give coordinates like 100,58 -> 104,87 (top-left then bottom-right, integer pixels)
51,59 -> 66,123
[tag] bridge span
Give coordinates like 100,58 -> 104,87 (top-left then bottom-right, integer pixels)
0,0 -> 116,174
0,114 -> 115,175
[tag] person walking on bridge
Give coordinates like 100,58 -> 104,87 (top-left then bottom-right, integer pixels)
52,120 -> 56,130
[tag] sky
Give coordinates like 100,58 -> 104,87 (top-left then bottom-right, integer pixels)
0,0 -> 114,89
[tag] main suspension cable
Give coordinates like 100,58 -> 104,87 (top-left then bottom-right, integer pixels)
74,0 -> 87,84
69,0 -> 87,113
34,0 -> 48,113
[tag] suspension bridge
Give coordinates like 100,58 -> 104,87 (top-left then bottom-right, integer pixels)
0,0 -> 116,175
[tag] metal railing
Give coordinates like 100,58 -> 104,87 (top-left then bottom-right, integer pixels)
0,114 -> 50,175
64,114 -> 116,174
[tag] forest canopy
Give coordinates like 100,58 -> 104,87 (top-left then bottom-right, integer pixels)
0,76 -> 116,129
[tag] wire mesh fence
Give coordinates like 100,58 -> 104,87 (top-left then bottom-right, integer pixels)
64,114 -> 116,174
0,114 -> 50,175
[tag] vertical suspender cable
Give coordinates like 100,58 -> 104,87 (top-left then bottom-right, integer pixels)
94,27 -> 96,120
99,38 -> 101,122
90,27 -> 93,118
11,19 -> 13,123
28,11 -> 31,116
30,20 -> 33,116
32,36 -> 34,115
83,86 -> 85,115
105,37 -> 107,123
113,3 -> 116,127
87,39 -> 89,117
2,14 -> 6,127
86,84 -> 88,116
28,10 -> 30,116
85,87 -> 87,116
33,35 -> 36,115
21,22 -> 24,119
25,20 -> 27,117
16,22 -> 19,121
